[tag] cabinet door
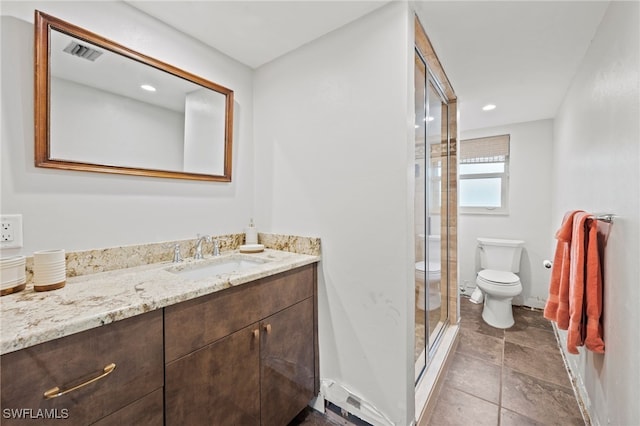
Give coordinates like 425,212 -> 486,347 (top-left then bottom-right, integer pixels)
165,323 -> 261,425
0,310 -> 163,426
260,298 -> 315,426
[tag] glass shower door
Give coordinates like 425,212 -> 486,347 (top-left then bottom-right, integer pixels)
415,48 -> 450,383
414,53 -> 428,379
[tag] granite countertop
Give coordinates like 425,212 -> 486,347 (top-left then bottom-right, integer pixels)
0,249 -> 320,355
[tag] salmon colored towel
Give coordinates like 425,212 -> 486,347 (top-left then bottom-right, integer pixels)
544,210 -> 583,328
545,210 -> 606,355
584,219 -> 605,353
566,212 -> 590,354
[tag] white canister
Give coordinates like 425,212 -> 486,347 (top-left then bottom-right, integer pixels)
33,249 -> 66,291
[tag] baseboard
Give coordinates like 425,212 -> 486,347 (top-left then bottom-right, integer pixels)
523,296 -> 546,310
325,402 -> 373,426
321,380 -> 395,426
551,323 -> 594,426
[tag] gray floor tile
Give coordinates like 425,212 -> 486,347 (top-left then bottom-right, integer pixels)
457,328 -> 504,365
504,341 -> 572,389
505,325 -> 559,354
512,306 -> 554,332
500,408 -> 545,426
501,368 -> 584,425
427,385 -> 499,426
444,351 -> 501,404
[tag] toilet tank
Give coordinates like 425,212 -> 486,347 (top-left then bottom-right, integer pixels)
477,238 -> 524,272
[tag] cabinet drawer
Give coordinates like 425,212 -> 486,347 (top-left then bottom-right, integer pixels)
93,388 -> 163,426
165,264 -> 314,362
0,310 -> 163,426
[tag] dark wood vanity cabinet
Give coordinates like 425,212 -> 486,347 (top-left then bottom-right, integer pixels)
0,262 -> 317,426
164,263 -> 318,426
0,310 -> 164,425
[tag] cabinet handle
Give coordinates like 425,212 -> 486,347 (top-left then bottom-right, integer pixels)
264,324 -> 272,334
253,329 -> 260,339
43,363 -> 116,399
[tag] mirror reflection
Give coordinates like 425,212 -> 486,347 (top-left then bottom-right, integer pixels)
36,11 -> 234,181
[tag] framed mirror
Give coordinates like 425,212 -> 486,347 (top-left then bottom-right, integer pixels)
34,11 -> 234,182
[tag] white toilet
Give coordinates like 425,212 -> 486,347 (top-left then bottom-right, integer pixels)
415,235 -> 441,311
475,237 -> 525,329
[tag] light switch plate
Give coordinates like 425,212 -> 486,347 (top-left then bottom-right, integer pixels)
1,214 -> 24,249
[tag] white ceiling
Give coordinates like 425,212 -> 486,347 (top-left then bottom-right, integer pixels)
414,1 -> 609,131
124,1 -> 609,131
125,1 -> 390,69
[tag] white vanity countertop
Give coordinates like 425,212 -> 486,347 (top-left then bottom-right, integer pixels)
0,249 -> 320,355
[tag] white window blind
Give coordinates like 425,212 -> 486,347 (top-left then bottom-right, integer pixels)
459,134 -> 510,214
460,135 -> 509,164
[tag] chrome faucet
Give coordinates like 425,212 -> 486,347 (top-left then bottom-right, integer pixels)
212,239 -> 221,257
194,234 -> 212,260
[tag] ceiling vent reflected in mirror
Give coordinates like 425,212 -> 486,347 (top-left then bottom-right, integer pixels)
63,41 -> 103,62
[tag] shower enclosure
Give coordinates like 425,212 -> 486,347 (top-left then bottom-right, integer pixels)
414,33 -> 455,383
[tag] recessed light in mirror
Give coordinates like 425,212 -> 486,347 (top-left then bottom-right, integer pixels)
482,104 -> 496,111
140,84 -> 156,92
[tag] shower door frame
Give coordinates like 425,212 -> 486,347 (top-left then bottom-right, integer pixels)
414,14 -> 459,385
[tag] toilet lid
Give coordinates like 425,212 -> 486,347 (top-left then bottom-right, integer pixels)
478,269 -> 519,284
416,261 -> 441,273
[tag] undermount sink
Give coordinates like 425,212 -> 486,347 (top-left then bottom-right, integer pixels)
168,257 -> 269,280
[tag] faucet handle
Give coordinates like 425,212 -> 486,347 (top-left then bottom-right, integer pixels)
212,239 -> 221,256
172,243 -> 183,263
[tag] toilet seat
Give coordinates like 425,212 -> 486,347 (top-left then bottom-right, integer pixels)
478,269 -> 519,285
415,261 -> 440,279
476,269 -> 522,300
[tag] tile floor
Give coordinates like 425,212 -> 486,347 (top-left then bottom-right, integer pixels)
291,297 -> 585,426
425,297 -> 585,425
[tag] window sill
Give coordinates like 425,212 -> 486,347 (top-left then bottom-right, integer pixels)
460,209 -> 509,216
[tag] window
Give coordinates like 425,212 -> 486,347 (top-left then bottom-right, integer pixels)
459,135 -> 509,214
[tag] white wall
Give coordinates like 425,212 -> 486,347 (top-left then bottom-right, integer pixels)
51,78 -> 184,171
254,3 -> 415,425
459,119 -> 554,308
1,1 -> 254,255
183,88 -> 227,175
551,2 -> 640,425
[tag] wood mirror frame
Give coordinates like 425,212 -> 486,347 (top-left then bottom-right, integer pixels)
34,10 -> 234,182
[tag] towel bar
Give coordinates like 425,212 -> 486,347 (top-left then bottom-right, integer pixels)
592,214 -> 615,223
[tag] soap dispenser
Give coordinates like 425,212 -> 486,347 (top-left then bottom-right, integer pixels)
244,219 -> 258,245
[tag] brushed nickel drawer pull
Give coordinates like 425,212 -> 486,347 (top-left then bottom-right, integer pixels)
43,363 -> 116,399
253,329 -> 260,338
264,324 -> 272,334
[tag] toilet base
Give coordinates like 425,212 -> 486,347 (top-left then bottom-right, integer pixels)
481,295 -> 515,329
416,281 -> 441,311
